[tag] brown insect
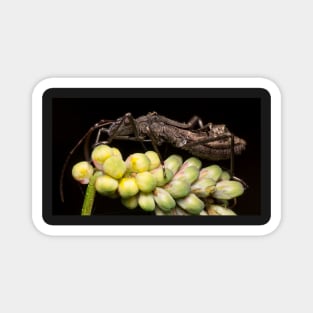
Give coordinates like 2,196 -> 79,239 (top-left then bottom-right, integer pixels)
60,112 -> 246,201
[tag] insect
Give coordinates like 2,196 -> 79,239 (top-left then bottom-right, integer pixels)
60,112 -> 247,202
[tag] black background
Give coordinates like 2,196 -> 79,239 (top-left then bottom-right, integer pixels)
48,88 -> 266,223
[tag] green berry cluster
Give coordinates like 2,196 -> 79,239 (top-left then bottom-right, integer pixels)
72,145 -> 245,215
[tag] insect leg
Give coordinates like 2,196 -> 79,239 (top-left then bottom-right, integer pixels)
198,122 -> 213,131
95,128 -> 108,146
145,126 -> 166,176
60,120 -> 113,202
183,134 -> 231,147
185,115 -> 204,128
107,113 -> 147,151
98,136 -> 151,142
156,114 -> 204,129
229,134 -> 249,189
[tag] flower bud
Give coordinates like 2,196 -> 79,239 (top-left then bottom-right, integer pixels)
207,204 -> 237,216
91,145 -> 113,169
164,154 -> 183,174
212,181 -> 244,200
180,157 -> 202,170
177,193 -> 205,215
72,161 -> 94,184
118,177 -> 139,198
191,178 -> 216,198
135,171 -> 157,193
174,166 -> 199,184
150,167 -> 173,187
199,165 -> 222,182
103,155 -> 127,179
111,147 -> 123,159
155,206 -> 171,215
145,151 -> 161,170
173,207 -> 189,216
121,195 -> 138,209
100,191 -> 119,199
126,153 -> 151,173
95,175 -> 118,195
138,192 -> 156,212
219,171 -> 231,181
164,179 -> 191,199
153,187 -> 176,212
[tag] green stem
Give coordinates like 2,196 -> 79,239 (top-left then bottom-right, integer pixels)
81,173 -> 98,216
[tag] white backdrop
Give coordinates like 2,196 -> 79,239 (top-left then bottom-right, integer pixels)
0,1 -> 310,312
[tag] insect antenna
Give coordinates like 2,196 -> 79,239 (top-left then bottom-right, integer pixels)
60,120 -> 113,203
230,134 -> 234,178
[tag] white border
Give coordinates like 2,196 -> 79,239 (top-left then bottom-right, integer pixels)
32,77 -> 281,236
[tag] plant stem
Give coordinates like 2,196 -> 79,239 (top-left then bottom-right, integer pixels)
81,174 -> 98,216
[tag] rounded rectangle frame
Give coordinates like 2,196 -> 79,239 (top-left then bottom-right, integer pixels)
32,77 -> 281,236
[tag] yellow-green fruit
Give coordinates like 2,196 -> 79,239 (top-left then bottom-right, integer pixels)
150,167 -> 174,187
91,145 -> 113,169
126,153 -> 151,173
191,178 -> 216,198
153,187 -> 176,212
111,147 -> 123,159
103,155 -> 127,179
207,207 -> 218,215
145,151 -> 161,170
118,177 -> 139,198
212,181 -> 244,200
164,154 -> 183,174
95,175 -> 118,195
177,193 -> 205,215
155,207 -> 172,215
173,207 -> 189,216
199,165 -> 222,181
207,204 -> 237,216
174,166 -> 199,184
180,157 -> 202,170
219,171 -> 231,181
135,171 -> 157,193
72,161 -> 94,184
138,192 -> 155,212
100,191 -> 119,199
121,195 -> 138,209
164,179 -> 191,199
